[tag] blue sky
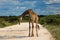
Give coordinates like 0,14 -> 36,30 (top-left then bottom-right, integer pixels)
0,0 -> 60,16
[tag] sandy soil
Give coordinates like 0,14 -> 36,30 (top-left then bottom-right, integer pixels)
0,22 -> 55,40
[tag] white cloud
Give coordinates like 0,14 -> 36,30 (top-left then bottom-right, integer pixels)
43,5 -> 60,14
20,1 -> 37,6
0,0 -> 19,5
30,1 -> 37,6
54,0 -> 60,2
46,5 -> 60,11
19,7 -> 26,9
35,9 -> 41,11
45,0 -> 60,4
16,6 -> 26,9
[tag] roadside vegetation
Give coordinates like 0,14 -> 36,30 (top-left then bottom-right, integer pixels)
0,14 -> 60,40
39,14 -> 60,40
0,16 -> 18,28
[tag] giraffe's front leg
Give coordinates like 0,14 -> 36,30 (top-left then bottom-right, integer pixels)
28,20 -> 31,37
31,21 -> 34,37
36,21 -> 38,37
28,26 -> 31,37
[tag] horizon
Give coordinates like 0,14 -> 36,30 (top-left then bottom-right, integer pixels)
0,0 -> 60,16
0,13 -> 59,16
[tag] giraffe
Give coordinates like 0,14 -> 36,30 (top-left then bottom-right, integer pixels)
18,9 -> 39,37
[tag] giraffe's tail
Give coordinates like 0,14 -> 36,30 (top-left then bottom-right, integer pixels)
37,25 -> 40,30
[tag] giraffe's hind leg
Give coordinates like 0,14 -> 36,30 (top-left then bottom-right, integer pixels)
36,21 -> 38,37
36,25 -> 38,37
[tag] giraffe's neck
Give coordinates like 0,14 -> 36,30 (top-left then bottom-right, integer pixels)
20,11 -> 28,17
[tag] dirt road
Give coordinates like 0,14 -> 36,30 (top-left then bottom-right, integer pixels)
0,22 -> 55,40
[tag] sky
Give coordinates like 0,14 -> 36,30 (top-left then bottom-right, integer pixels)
0,0 -> 60,16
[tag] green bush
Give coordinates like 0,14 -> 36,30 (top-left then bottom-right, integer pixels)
46,15 -> 60,25
0,14 -> 60,28
0,16 -> 18,28
45,25 -> 60,40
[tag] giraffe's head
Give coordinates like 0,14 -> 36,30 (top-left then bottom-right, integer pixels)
18,17 -> 22,25
29,9 -> 33,12
28,9 -> 33,14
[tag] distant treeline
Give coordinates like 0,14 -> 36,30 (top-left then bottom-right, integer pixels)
0,14 -> 60,28
39,14 -> 60,25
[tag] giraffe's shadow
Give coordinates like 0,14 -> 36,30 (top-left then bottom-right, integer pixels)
12,36 -> 28,38
0,35 -> 28,39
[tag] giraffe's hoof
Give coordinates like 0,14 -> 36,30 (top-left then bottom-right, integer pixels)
28,35 -> 31,37
28,36 -> 30,37
31,35 -> 34,37
37,35 -> 38,37
37,36 -> 38,37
